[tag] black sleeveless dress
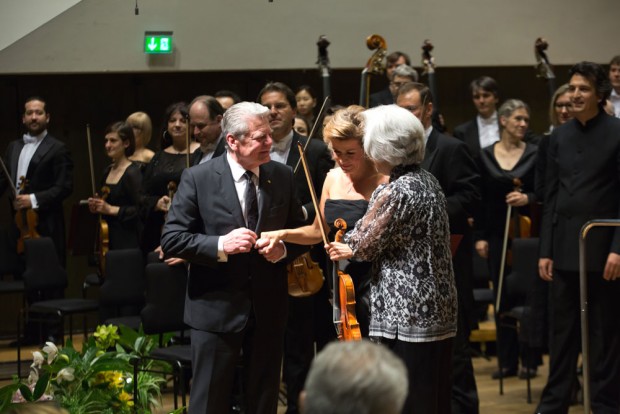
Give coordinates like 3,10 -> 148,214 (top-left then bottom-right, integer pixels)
324,199 -> 372,337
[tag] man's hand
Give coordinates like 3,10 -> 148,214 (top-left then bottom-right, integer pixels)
156,195 -> 171,212
14,194 -> 32,210
256,238 -> 285,262
222,228 -> 257,255
539,258 -> 554,281
603,252 -> 620,281
154,245 -> 186,266
325,241 -> 353,261
475,240 -> 489,258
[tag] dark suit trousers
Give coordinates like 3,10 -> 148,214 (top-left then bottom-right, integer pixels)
283,279 -> 335,414
189,311 -> 284,414
451,310 -> 479,414
537,270 -> 620,414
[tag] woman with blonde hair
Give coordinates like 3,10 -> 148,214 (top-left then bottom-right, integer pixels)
126,111 -> 155,168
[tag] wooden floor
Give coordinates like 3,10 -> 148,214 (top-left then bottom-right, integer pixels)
0,337 -> 584,414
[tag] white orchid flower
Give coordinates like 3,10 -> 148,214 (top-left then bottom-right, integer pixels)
56,367 -> 75,384
31,351 -> 44,369
42,341 -> 58,364
28,368 -> 39,384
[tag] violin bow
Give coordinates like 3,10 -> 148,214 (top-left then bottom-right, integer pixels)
297,142 -> 329,245
86,124 -> 97,196
0,157 -> 18,198
293,96 -> 331,175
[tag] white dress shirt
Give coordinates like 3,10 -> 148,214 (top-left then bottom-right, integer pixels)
610,89 -> 620,118
17,130 -> 47,208
476,112 -> 500,149
269,130 -> 293,164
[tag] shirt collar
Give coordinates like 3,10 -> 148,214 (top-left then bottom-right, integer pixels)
477,112 -> 498,125
271,130 -> 293,153
23,130 -> 47,144
424,126 -> 433,146
227,153 -> 259,182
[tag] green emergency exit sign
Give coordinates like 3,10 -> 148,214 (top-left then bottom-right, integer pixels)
144,31 -> 173,54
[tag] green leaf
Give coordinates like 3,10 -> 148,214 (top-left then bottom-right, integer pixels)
90,358 -> 133,373
32,371 -> 50,400
0,383 -> 21,410
18,383 -> 33,401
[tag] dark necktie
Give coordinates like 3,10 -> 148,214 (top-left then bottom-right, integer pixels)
244,171 -> 258,231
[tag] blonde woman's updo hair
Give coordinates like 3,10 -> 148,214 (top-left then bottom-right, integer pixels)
322,105 -> 366,148
361,105 -> 425,167
126,111 -> 153,147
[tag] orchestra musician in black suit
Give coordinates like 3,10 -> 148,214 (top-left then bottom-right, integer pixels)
0,96 -> 73,345
161,102 -> 308,414
0,96 -> 73,268
453,76 -> 500,159
537,61 -> 620,414
189,95 -> 227,166
397,83 -> 482,414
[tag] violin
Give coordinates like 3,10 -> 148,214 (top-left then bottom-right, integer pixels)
333,218 -> 361,341
96,186 -> 110,275
359,34 -> 387,107
287,252 -> 324,297
496,177 -> 532,311
316,35 -> 331,102
297,142 -> 361,341
15,176 -> 41,254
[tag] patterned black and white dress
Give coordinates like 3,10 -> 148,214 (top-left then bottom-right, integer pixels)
344,164 -> 458,343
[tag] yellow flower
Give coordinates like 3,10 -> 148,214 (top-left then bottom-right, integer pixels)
93,324 -> 120,350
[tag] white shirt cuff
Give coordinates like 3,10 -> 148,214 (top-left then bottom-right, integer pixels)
30,194 -> 39,209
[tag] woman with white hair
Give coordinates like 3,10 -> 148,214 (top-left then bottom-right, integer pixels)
327,104 -> 457,414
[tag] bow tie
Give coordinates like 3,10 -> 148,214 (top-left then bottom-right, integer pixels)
23,135 -> 37,145
270,139 -> 290,153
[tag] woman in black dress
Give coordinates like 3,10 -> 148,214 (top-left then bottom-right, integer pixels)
474,99 -> 540,379
259,105 -> 388,337
88,121 -> 142,250
140,102 -> 199,254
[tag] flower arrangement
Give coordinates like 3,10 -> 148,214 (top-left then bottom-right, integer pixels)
0,324 -> 182,414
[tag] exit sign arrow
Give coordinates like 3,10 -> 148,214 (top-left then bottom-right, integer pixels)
147,37 -> 157,51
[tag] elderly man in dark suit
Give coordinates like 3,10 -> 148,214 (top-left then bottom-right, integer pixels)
257,82 -> 334,414
537,62 -> 620,414
161,102 -> 308,414
397,83 -> 481,414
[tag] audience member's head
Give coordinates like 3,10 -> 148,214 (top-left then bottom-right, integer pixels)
301,340 -> 408,414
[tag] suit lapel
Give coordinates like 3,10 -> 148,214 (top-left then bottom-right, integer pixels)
216,156 -> 246,228
256,163 -> 274,233
286,132 -> 303,168
422,131 -> 439,170
10,140 -> 25,182
26,135 -> 53,179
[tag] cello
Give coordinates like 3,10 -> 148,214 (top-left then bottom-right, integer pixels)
359,34 -> 387,108
297,142 -> 361,341
534,37 -> 556,101
0,157 -> 41,254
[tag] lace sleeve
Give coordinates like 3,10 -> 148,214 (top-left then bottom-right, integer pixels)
344,183 -> 402,262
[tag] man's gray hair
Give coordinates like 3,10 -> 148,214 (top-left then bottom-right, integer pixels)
303,340 -> 408,414
361,104 -> 425,167
222,101 -> 269,141
392,64 -> 419,82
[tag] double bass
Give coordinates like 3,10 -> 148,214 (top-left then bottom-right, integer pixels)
316,35 -> 331,102
359,34 -> 387,108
